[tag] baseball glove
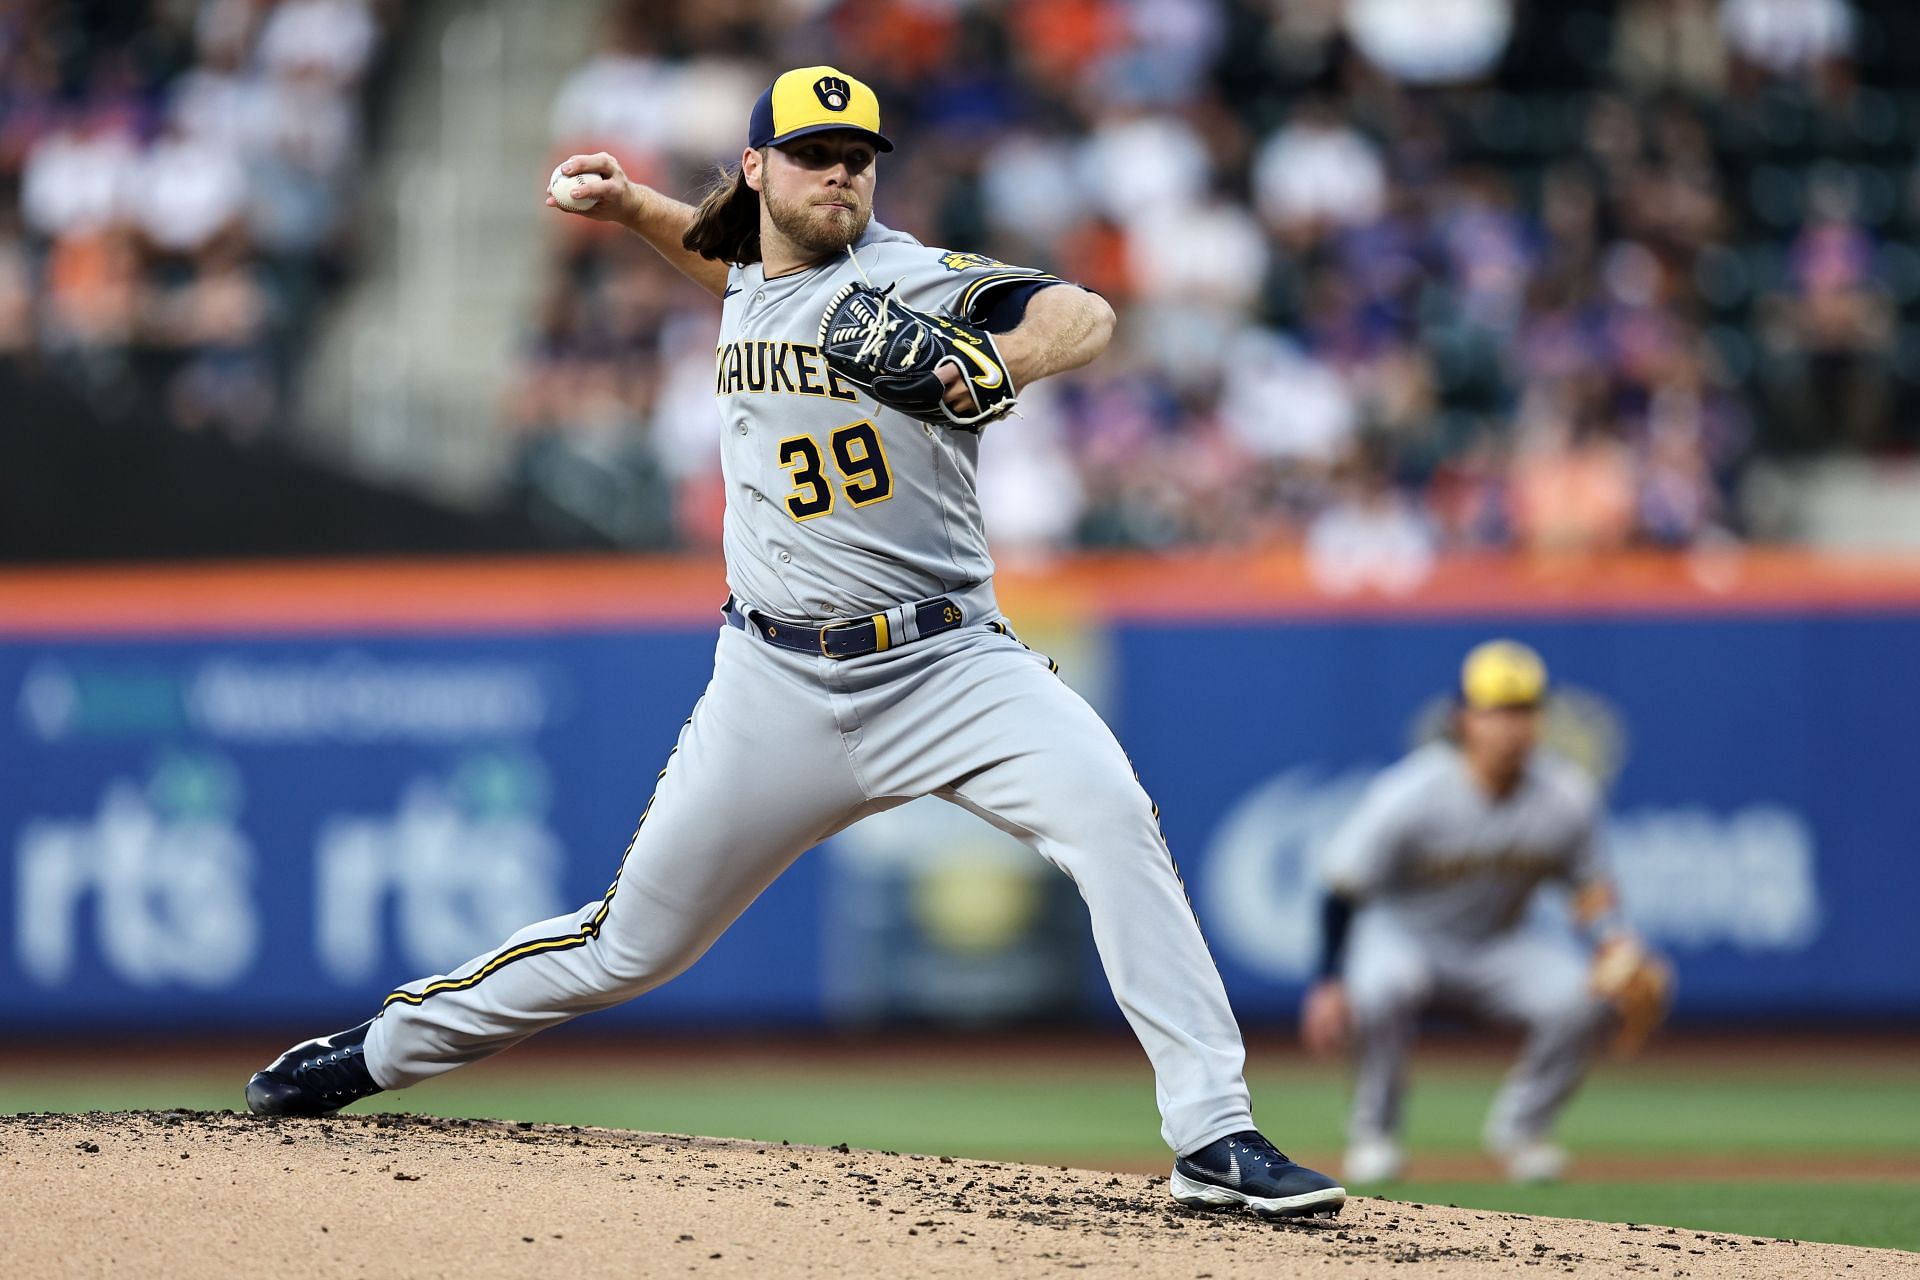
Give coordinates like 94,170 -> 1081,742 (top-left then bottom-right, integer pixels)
1589,936 -> 1673,1058
818,282 -> 1017,428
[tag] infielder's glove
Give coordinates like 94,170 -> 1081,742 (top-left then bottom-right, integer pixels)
818,282 -> 1017,428
1589,936 -> 1673,1058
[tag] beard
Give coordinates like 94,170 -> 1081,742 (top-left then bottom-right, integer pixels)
762,174 -> 870,257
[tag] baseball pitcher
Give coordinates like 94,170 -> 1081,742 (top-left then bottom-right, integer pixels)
245,65 -> 1345,1220
1301,640 -> 1671,1184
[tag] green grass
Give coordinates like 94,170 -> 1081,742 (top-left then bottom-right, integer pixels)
16,1056 -> 1906,1161
4,1051 -> 1914,1252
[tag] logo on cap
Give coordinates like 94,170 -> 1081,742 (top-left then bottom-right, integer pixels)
814,75 -> 852,111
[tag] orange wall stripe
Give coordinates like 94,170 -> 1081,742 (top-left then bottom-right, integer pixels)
4,550 -> 1920,637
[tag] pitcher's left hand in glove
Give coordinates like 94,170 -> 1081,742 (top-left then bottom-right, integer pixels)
1589,935 -> 1673,1058
818,282 -> 1017,428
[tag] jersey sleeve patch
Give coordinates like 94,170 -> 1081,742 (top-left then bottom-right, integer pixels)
885,244 -> 1063,317
938,250 -> 1009,272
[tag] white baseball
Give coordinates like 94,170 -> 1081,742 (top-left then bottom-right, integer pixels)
548,164 -> 599,212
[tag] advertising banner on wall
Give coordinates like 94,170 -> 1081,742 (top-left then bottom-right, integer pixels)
5,580 -> 1916,1030
0,627 -> 836,1029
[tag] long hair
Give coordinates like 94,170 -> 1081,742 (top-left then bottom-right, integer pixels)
683,160 -> 761,265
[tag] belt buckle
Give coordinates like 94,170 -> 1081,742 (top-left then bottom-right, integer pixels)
818,618 -> 857,657
818,612 -> 881,659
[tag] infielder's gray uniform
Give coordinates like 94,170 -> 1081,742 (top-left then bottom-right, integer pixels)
363,222 -> 1255,1155
1322,741 -> 1610,1148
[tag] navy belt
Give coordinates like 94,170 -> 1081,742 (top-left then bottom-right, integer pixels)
723,594 -> 967,659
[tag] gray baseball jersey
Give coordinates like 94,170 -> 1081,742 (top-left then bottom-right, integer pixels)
1322,741 -> 1612,1149
716,221 -> 1057,619
359,221 -> 1261,1157
1322,741 -> 1605,939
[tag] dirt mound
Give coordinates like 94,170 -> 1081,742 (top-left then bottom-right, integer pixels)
2,1111 -> 1911,1278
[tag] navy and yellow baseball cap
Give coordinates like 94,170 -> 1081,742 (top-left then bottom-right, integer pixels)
748,66 -> 893,153
1460,640 -> 1548,710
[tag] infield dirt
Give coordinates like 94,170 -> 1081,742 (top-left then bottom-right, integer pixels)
3,1111 -> 1912,1279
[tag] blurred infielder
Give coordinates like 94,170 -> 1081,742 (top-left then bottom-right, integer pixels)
1300,641 -> 1671,1184
246,65 -> 1345,1219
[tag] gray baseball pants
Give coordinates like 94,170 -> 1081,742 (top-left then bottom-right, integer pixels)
364,593 -> 1255,1155
1343,912 -> 1609,1147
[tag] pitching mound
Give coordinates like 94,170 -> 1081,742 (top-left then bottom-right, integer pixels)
2,1111 -> 1912,1278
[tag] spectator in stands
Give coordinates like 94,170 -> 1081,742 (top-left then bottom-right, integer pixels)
160,245 -> 278,438
1758,177 -> 1894,449
1613,0 -> 1728,98
258,0 -> 379,88
977,383 -> 1089,563
19,115 -> 138,240
1507,384 -> 1639,555
133,120 -> 248,258
1344,0 -> 1512,87
1305,445 -> 1437,595
1720,0 -> 1857,100
1252,100 -> 1387,250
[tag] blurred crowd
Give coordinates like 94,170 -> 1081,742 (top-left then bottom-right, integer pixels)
9,1 -> 1920,568
0,0 -> 395,437
517,0 -> 1920,571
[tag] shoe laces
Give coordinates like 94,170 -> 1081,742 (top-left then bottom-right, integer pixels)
1227,1130 -> 1293,1169
291,1043 -> 370,1101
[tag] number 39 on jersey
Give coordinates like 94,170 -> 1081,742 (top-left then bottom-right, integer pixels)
777,420 -> 894,521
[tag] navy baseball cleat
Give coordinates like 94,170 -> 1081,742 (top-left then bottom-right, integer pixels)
1170,1130 -> 1347,1218
245,1020 -> 383,1117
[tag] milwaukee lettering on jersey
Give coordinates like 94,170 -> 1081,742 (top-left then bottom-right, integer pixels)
714,340 -> 861,402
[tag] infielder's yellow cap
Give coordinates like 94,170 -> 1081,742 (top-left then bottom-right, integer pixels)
747,66 -> 893,153
1460,640 -> 1548,709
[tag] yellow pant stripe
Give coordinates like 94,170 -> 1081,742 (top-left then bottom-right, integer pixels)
989,619 -> 1059,674
381,712 -> 694,1012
